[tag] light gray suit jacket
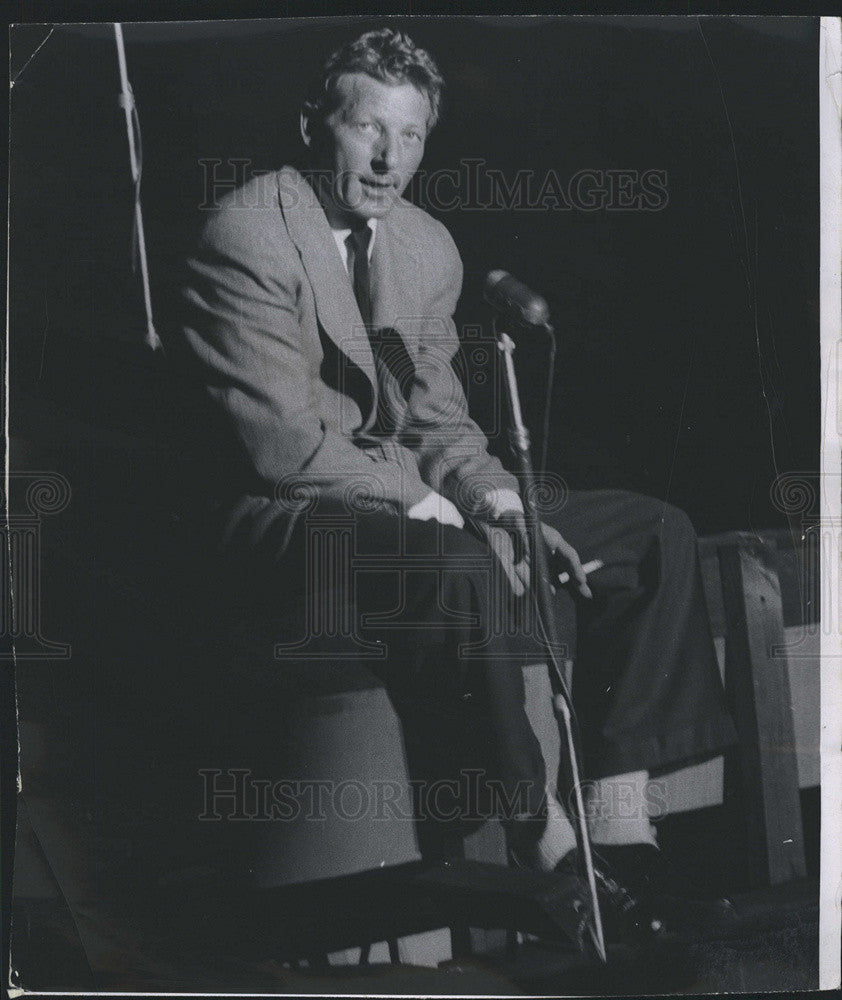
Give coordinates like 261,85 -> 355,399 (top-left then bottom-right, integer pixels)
180,165 -> 518,556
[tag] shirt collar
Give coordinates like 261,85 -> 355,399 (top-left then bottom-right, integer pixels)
331,218 -> 377,256
331,219 -> 376,276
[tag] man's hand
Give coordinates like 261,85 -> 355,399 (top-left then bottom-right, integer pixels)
407,491 -> 465,529
475,512 -> 530,596
541,521 -> 593,600
473,489 -> 592,600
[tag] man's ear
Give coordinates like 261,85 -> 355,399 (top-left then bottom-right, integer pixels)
300,111 -> 313,149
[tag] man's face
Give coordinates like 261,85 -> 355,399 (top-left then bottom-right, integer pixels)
308,72 -> 429,225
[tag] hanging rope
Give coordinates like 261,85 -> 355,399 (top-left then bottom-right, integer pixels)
114,23 -> 163,354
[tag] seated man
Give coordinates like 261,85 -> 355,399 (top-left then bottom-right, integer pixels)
177,27 -> 738,943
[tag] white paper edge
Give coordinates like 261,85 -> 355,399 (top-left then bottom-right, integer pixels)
4,15 -> 839,997
819,14 -> 842,993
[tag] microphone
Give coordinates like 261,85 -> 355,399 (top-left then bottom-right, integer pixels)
484,270 -> 551,328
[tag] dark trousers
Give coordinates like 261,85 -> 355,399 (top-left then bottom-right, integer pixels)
543,490 -> 737,779
225,488 -> 736,826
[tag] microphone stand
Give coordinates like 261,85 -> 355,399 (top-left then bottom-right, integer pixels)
494,318 -> 607,963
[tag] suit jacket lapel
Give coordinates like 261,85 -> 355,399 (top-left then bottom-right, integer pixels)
370,208 -> 423,361
276,168 -> 379,396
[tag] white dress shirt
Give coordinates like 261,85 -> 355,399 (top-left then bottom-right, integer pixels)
331,218 -> 377,273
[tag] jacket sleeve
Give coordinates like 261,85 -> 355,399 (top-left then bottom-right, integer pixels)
401,221 -> 521,514
180,204 -> 431,512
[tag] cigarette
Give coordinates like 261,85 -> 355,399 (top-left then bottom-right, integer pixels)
558,559 -> 604,586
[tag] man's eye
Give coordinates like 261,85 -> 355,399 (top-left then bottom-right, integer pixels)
356,121 -> 377,133
404,130 -> 423,142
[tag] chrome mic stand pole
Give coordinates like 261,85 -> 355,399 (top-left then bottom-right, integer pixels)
495,321 -> 606,963
114,22 -> 162,354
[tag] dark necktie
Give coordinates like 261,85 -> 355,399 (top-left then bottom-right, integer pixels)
345,224 -> 411,437
345,226 -> 372,328
346,225 -> 387,431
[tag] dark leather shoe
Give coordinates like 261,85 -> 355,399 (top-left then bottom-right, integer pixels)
507,838 -> 600,955
588,843 -> 739,939
556,847 -> 667,947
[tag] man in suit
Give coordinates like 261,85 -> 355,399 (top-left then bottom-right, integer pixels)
179,27 -> 738,941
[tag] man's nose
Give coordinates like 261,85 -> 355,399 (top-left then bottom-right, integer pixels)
372,134 -> 400,172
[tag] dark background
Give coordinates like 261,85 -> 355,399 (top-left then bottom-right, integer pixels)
9,15 -> 819,534
4,16 -> 823,989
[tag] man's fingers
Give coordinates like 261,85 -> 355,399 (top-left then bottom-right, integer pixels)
486,515 -> 598,601
497,511 -> 528,563
511,529 -> 527,565
487,526 -> 525,597
513,557 -> 530,593
557,571 -> 594,598
553,538 -> 594,599
558,558 -> 603,589
568,555 -> 592,599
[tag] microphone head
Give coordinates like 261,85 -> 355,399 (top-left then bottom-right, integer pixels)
486,269 -> 508,289
484,269 -> 551,327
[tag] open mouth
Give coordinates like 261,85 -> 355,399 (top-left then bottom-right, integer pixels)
360,177 -> 394,193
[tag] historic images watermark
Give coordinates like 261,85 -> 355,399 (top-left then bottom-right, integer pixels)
769,471 -> 831,657
269,465 -> 571,662
198,158 -> 669,214
1,472 -> 72,659
254,316 -> 572,662
198,767 -> 670,825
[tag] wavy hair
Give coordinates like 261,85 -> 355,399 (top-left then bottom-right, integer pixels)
302,28 -> 445,133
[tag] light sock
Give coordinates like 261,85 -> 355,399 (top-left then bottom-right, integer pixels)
512,787 -> 578,872
585,769 -> 658,847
